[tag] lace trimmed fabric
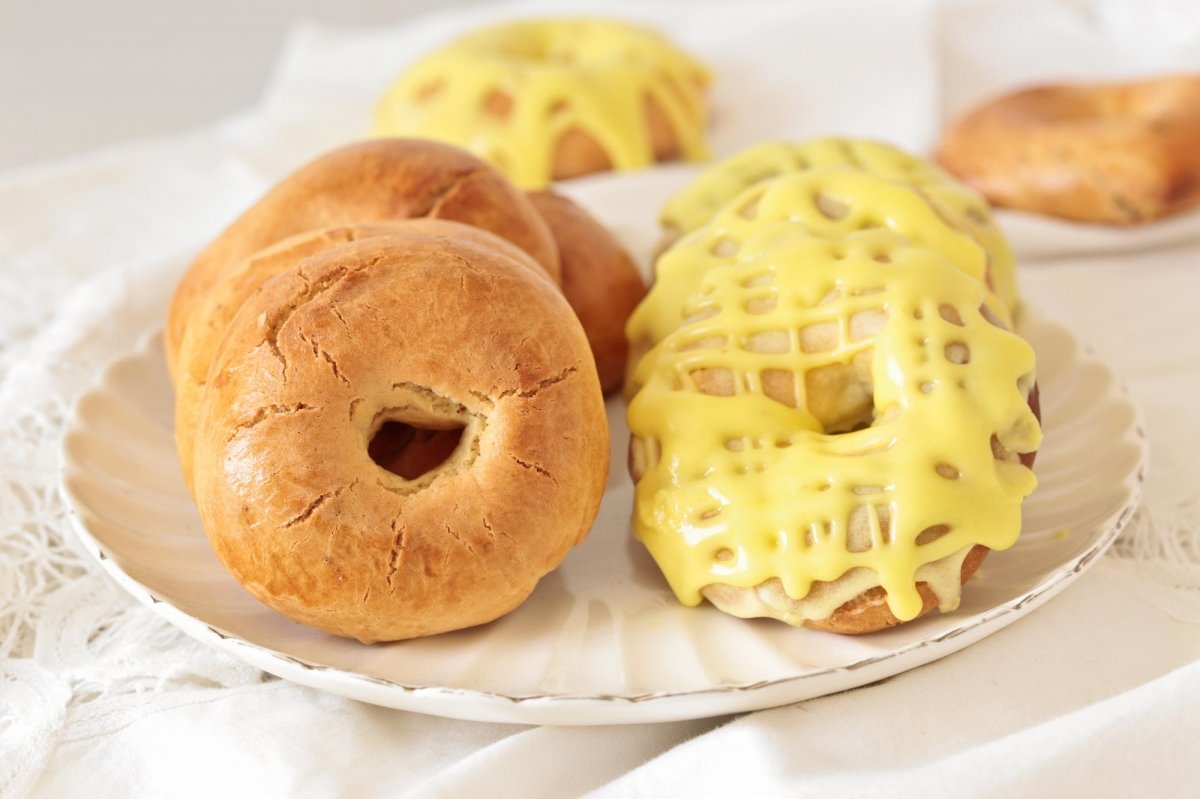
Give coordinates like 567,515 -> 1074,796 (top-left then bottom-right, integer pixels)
0,136 -> 272,797
3,7 -> 1200,795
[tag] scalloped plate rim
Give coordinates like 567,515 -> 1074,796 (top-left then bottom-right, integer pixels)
58,314 -> 1148,724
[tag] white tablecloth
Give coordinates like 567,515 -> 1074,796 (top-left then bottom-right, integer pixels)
3,1 -> 1200,796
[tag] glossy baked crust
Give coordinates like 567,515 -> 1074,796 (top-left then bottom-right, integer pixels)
173,219 -> 543,493
938,75 -> 1200,225
191,232 -> 608,643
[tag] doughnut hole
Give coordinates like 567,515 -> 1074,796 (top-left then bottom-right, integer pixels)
361,383 -> 480,488
369,421 -> 465,480
804,350 -> 875,433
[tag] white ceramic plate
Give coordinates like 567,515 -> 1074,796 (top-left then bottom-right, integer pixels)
996,208 -> 1200,261
60,307 -> 1146,725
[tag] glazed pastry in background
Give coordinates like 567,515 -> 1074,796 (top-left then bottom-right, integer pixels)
164,138 -> 560,382
938,74 -> 1200,225
657,138 -> 1019,314
529,191 -> 645,394
375,18 -> 711,189
192,231 -> 609,643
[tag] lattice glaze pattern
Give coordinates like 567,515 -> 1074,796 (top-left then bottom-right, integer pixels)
375,19 -> 711,188
627,167 -> 996,377
627,224 -> 1041,625
658,138 -> 1019,311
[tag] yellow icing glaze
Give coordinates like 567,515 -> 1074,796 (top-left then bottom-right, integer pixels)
627,167 -> 990,385
374,18 -> 711,189
658,139 -> 1019,313
627,228 -> 1040,622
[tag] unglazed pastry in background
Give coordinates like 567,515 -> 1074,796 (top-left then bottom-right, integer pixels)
374,18 -> 711,189
938,74 -> 1200,225
657,138 -> 1019,314
164,138 -> 560,382
192,231 -> 608,643
528,191 -> 645,394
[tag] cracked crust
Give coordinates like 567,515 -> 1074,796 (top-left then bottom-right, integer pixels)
191,232 -> 609,643
165,138 -> 560,381
527,191 -> 646,394
937,74 -> 1200,224
173,219 -> 548,493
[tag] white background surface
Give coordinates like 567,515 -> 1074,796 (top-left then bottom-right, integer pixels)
0,0 -> 483,169
3,0 -> 1200,797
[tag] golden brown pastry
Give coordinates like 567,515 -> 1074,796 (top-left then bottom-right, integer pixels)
528,191 -> 646,394
938,74 -> 1200,224
165,138 -> 560,381
191,231 -> 608,643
